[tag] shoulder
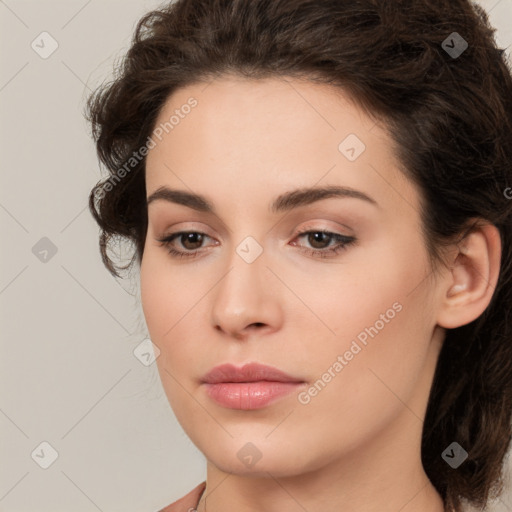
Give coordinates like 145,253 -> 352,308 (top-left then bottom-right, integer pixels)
157,481 -> 207,512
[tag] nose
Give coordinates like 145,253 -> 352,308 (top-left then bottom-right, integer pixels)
211,250 -> 283,341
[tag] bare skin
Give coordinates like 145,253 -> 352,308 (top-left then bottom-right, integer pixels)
140,75 -> 501,512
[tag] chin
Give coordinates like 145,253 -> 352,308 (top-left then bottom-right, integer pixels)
195,434 -> 320,477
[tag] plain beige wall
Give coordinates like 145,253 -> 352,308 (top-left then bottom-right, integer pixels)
0,1 -> 511,511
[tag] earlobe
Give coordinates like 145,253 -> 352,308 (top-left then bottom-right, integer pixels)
436,222 -> 501,330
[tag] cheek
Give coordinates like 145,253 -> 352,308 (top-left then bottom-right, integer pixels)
299,246 -> 435,429
140,250 -> 192,412
140,250 -> 187,376
287,294 -> 434,467
140,246 -> 211,380
140,254 -> 167,337
140,246 -> 197,338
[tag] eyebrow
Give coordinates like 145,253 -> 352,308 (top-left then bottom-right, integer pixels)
146,185 -> 379,214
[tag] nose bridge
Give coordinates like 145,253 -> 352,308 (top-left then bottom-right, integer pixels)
211,234 -> 281,337
217,236 -> 268,311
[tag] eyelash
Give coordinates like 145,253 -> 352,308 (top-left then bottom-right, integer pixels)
156,228 -> 356,260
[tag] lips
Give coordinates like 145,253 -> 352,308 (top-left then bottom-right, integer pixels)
201,362 -> 306,410
201,362 -> 304,384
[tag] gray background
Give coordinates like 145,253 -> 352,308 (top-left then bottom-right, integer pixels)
0,1 -> 511,511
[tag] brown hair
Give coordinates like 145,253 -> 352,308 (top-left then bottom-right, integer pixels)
86,1 -> 512,510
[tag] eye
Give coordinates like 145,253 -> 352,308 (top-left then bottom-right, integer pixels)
156,231 -> 216,259
291,229 -> 356,259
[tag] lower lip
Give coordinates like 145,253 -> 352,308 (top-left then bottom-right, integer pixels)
203,381 -> 305,410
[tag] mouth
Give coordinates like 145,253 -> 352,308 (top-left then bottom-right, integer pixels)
201,362 -> 306,410
202,381 -> 306,410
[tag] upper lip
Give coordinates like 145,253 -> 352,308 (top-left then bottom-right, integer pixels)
201,362 -> 304,384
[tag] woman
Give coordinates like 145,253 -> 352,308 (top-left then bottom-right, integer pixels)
86,0 -> 512,511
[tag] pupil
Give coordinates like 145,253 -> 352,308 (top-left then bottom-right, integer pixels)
183,233 -> 202,249
310,232 -> 330,249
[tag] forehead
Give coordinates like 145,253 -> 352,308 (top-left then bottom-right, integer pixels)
145,76 -> 419,218
149,75 -> 373,150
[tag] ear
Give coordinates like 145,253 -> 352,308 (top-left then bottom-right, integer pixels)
436,221 -> 502,329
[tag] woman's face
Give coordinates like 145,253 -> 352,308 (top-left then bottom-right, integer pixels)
140,76 -> 446,477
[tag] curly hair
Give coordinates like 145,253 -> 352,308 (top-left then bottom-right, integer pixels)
85,1 -> 512,510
